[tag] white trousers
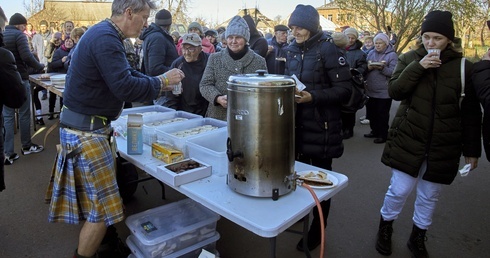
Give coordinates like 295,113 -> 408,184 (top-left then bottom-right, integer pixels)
380,161 -> 443,230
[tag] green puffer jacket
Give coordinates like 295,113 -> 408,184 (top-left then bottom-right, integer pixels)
381,46 -> 482,185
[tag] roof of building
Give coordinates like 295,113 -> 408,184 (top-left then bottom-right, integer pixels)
29,0 -> 111,25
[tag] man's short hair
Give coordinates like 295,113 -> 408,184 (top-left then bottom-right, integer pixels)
111,0 -> 157,17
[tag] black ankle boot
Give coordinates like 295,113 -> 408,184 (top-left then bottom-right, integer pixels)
407,224 -> 429,258
376,216 -> 394,256
96,226 -> 131,258
296,200 -> 331,252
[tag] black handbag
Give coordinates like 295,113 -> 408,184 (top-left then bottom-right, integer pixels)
342,68 -> 369,113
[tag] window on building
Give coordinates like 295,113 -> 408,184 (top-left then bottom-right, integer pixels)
327,14 -> 333,21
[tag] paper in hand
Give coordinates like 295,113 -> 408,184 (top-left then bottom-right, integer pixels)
291,74 -> 306,92
458,164 -> 471,177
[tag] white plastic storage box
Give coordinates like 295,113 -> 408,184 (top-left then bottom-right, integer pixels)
186,130 -> 228,177
125,198 -> 220,258
112,105 -> 175,139
126,232 -> 220,258
120,105 -> 175,118
155,118 -> 227,155
142,111 -> 202,145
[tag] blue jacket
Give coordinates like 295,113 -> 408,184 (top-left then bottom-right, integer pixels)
63,20 -> 162,120
265,36 -> 288,75
285,30 -> 352,159
49,45 -> 71,73
3,25 -> 44,80
140,23 -> 178,76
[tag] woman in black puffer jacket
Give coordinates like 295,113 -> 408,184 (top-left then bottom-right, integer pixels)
284,4 -> 351,253
375,11 -> 482,258
472,25 -> 490,161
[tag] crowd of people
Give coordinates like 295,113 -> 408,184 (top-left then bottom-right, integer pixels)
1,1 -> 490,258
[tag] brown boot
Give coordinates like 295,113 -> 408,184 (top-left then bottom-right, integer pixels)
407,224 -> 429,258
375,216 -> 394,255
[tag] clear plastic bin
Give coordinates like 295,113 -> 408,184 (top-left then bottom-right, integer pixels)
155,118 -> 227,156
125,198 -> 220,258
186,130 -> 228,177
112,105 -> 175,139
126,232 -> 220,258
142,111 -> 202,145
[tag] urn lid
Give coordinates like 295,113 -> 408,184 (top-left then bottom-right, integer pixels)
227,70 -> 295,87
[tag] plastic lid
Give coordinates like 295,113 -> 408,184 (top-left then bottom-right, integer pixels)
227,70 -> 295,87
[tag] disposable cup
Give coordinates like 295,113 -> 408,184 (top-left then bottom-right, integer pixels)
172,82 -> 182,95
427,49 -> 441,59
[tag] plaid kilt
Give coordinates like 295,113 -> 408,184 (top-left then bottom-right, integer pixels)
48,126 -> 124,226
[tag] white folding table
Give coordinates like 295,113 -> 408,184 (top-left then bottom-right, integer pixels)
116,137 -> 348,257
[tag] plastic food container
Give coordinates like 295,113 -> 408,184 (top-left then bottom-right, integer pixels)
126,232 -> 220,258
112,105 -> 175,139
142,111 -> 202,145
125,198 -> 220,258
186,130 -> 228,177
155,118 -> 227,156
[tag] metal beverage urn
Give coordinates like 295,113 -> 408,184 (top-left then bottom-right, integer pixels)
226,71 -> 296,200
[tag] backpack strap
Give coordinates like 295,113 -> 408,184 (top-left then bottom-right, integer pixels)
459,57 -> 465,108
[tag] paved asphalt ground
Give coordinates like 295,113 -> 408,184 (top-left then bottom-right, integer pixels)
1,99 -> 489,258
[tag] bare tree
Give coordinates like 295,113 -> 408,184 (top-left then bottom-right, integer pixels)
160,0 -> 190,26
23,0 -> 44,17
334,0 -> 444,54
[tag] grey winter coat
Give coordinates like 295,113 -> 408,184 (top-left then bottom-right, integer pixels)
200,48 -> 267,120
382,46 -> 482,184
365,44 -> 398,99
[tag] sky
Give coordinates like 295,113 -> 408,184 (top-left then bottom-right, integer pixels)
0,0 -> 327,25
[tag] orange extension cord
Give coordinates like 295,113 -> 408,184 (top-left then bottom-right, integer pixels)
300,182 -> 325,258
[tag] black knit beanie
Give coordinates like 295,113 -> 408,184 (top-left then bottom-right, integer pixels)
155,9 -> 172,26
9,13 -> 27,25
288,4 -> 319,33
421,10 -> 455,40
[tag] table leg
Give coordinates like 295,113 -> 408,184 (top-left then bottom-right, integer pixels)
31,83 -> 37,131
269,237 -> 276,258
303,215 -> 311,258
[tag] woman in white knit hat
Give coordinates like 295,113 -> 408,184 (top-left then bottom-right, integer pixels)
199,15 -> 266,120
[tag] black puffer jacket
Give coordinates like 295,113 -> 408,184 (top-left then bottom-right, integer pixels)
165,52 -> 210,116
472,59 -> 490,161
140,23 -> 178,76
285,30 -> 352,159
243,15 -> 268,58
3,25 -> 44,80
382,46 -> 482,184
345,39 -> 368,76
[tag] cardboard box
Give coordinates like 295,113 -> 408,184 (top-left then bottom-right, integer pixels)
127,114 -> 143,155
151,142 -> 184,164
157,158 -> 212,187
